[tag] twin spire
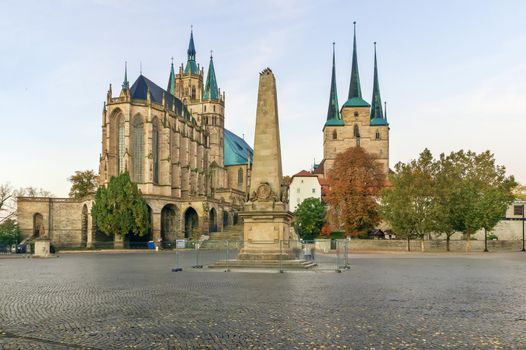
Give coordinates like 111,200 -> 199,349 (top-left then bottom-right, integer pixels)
326,22 -> 388,126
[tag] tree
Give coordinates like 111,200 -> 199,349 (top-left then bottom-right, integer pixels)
0,183 -> 14,217
326,146 -> 385,237
293,197 -> 325,240
513,185 -> 526,200
91,172 -> 150,238
380,149 -> 437,251
435,150 -> 516,251
0,184 -> 54,222
282,176 -> 292,186
0,218 -> 21,244
68,170 -> 98,199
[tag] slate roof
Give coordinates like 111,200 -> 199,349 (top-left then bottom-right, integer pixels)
224,129 -> 253,166
130,75 -> 192,120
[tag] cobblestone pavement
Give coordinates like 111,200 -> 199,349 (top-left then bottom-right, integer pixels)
1,252 -> 526,349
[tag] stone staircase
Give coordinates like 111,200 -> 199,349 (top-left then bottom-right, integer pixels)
200,224 -> 244,249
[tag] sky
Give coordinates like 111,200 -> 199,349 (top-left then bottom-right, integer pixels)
0,0 -> 525,197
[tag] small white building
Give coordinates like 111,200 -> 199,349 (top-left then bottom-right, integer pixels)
289,170 -> 322,211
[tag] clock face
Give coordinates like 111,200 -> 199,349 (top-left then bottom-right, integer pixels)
256,183 -> 271,200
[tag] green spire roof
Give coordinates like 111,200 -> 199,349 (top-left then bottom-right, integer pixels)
343,22 -> 370,108
325,43 -> 344,127
167,58 -> 176,95
203,52 -> 219,100
122,61 -> 129,90
184,29 -> 199,75
370,42 -> 388,126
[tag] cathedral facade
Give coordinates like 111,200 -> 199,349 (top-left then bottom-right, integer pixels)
315,23 -> 390,179
17,31 -> 253,247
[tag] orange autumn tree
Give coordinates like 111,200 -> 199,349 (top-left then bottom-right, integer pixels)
326,146 -> 385,237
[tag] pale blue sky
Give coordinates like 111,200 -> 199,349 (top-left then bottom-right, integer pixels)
1,0 -> 525,196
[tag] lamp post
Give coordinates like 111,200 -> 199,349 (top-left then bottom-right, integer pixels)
521,204 -> 525,252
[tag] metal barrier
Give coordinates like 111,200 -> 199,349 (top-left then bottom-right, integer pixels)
169,240 -> 350,273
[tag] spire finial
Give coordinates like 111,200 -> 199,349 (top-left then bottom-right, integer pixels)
210,49 -> 213,59
171,56 -> 174,64
122,61 -> 129,90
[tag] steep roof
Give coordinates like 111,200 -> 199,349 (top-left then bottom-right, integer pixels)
224,129 -> 253,166
130,75 -> 192,120
312,159 -> 325,175
292,170 -> 318,178
203,54 -> 219,100
184,30 -> 199,75
325,43 -> 342,126
343,22 -> 370,108
370,43 -> 388,126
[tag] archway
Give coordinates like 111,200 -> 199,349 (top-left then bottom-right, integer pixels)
161,204 -> 178,242
184,207 -> 199,239
81,205 -> 88,248
233,212 -> 239,225
223,210 -> 229,228
33,213 -> 43,237
209,208 -> 217,233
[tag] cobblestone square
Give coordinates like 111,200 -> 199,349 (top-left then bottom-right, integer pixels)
1,252 -> 525,349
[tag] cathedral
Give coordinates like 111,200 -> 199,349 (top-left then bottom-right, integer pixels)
315,22 -> 389,179
17,30 -> 254,247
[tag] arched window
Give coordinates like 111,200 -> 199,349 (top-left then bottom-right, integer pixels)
204,105 -> 206,112
191,86 -> 196,100
213,105 -> 216,112
132,115 -> 144,182
152,119 -> 160,184
375,130 -> 381,140
332,130 -> 337,140
353,124 -> 360,138
118,117 -> 125,173
238,168 -> 243,185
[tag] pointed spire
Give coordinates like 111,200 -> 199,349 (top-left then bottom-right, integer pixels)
184,27 -> 199,75
326,43 -> 340,122
343,22 -> 370,108
203,50 -> 219,100
370,43 -> 388,125
122,61 -> 129,90
167,57 -> 176,95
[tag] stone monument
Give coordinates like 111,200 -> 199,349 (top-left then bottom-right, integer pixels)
212,68 -> 314,269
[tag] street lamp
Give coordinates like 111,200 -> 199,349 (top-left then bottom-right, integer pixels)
484,228 -> 489,253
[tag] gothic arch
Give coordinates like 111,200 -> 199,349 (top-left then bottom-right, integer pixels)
223,210 -> 229,228
109,109 -> 125,176
33,213 -> 43,237
81,205 -> 88,248
161,204 -> 179,242
184,207 -> 199,239
132,114 -> 145,182
209,208 -> 217,233
353,124 -> 360,138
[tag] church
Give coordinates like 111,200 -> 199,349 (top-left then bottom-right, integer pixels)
17,30 -> 254,247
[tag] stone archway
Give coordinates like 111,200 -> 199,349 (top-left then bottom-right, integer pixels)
33,213 -> 43,238
184,207 -> 199,239
161,204 -> 178,242
209,208 -> 217,233
223,210 -> 229,228
81,205 -> 88,248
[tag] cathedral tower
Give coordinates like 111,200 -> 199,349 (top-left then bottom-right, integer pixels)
322,22 -> 390,178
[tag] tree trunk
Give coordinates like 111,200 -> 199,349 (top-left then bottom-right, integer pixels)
465,232 -> 471,252
420,237 -> 425,252
446,235 -> 450,252
407,237 -> 411,252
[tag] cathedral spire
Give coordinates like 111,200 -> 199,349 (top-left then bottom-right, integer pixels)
122,61 -> 129,90
370,43 -> 388,125
167,57 -> 175,95
184,27 -> 199,75
203,51 -> 219,100
344,22 -> 370,107
326,43 -> 340,121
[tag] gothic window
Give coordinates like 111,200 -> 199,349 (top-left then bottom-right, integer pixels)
213,105 -> 216,112
118,117 -> 125,173
204,105 -> 206,112
375,130 -> 381,140
238,168 -> 243,185
33,213 -> 43,237
152,119 -> 160,184
132,115 -> 144,182
332,130 -> 337,140
353,124 -> 360,138
191,86 -> 196,100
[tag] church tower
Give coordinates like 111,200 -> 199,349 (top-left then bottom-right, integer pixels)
322,22 -> 390,178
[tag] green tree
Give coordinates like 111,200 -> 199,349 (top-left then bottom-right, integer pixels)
68,170 -> 98,199
435,150 -> 516,251
380,149 -> 437,251
293,197 -> 325,240
91,172 -> 150,238
0,218 -> 21,244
